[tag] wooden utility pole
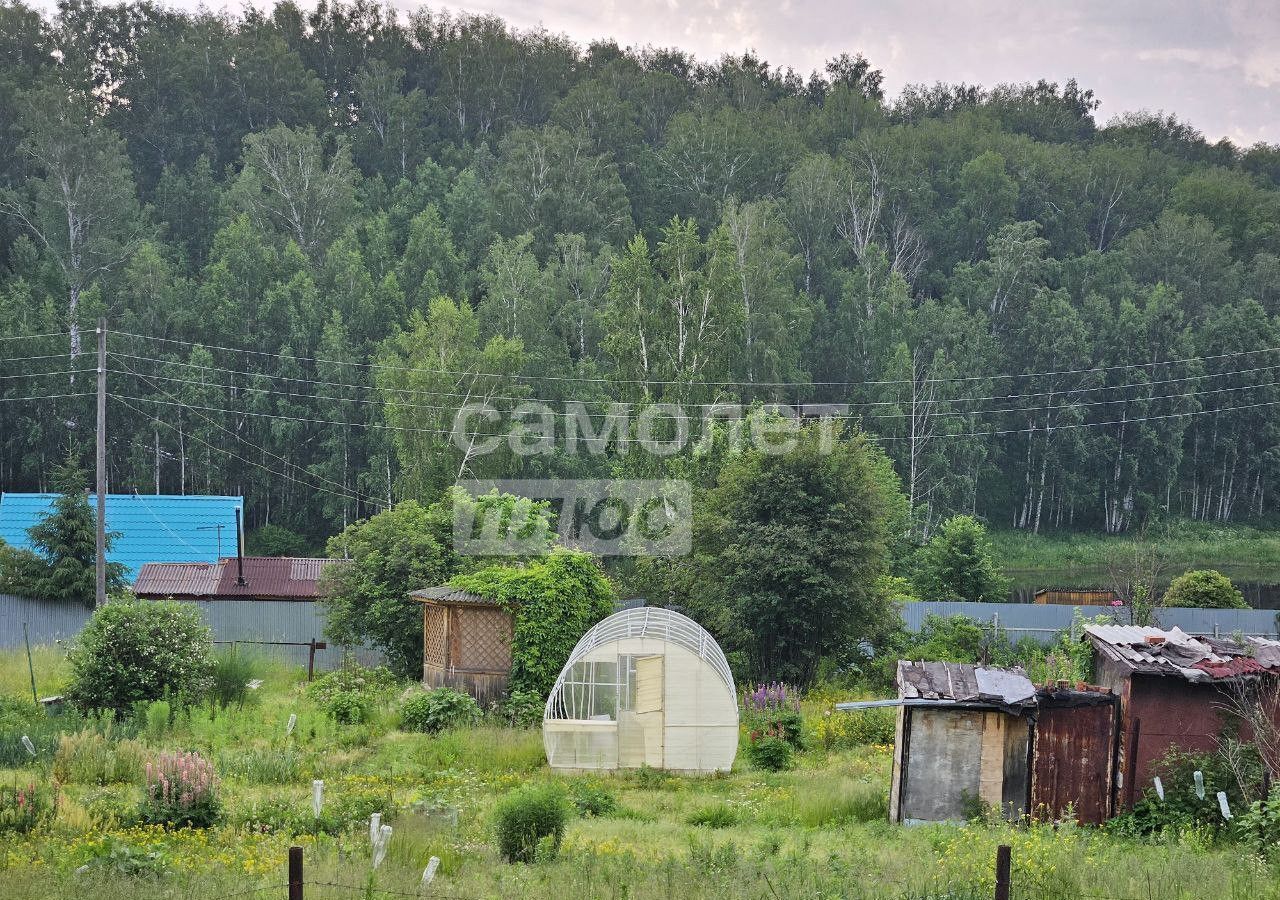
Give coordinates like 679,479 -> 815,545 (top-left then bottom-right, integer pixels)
95,318 -> 107,608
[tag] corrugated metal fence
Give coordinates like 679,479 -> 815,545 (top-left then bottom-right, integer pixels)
0,594 -> 381,669
902,600 -> 1280,643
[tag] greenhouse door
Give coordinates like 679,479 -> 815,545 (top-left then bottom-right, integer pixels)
633,655 -> 665,768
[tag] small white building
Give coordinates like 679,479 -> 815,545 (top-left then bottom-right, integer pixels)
543,607 -> 738,773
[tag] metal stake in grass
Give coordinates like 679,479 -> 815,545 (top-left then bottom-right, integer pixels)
1193,770 -> 1205,800
312,779 -> 324,817
286,713 -> 297,737
1216,791 -> 1232,820
421,857 -> 440,886
1153,777 -> 1164,801
21,735 -> 35,757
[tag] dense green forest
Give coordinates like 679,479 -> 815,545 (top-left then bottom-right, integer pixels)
2,0 -> 1279,548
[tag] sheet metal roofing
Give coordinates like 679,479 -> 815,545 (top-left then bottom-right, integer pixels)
134,557 -> 335,599
133,561 -> 224,597
0,493 -> 242,580
897,660 -> 1038,708
1084,624 -> 1280,683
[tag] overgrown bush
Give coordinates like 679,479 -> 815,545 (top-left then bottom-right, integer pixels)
399,687 -> 481,733
1235,787 -> 1280,856
742,683 -> 806,750
500,689 -> 544,729
209,649 -> 263,709
744,734 -> 795,771
1108,747 -> 1254,838
139,750 -> 221,828
493,782 -> 568,863
0,780 -> 55,833
687,803 -> 740,827
52,728 -> 146,784
568,781 -> 618,818
307,663 -> 396,724
1162,569 -> 1248,609
66,600 -> 214,713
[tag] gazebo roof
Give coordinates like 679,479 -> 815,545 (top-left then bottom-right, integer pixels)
409,585 -> 499,606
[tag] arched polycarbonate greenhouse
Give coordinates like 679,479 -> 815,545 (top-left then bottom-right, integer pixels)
543,607 -> 738,773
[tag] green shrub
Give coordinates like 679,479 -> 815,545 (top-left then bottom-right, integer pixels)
79,836 -> 168,878
324,689 -> 374,724
209,649 -> 263,709
307,663 -> 398,703
1162,569 -> 1248,609
493,782 -> 568,863
687,803 -> 740,828
82,787 -> 137,828
1235,787 -> 1280,856
0,780 -> 55,833
569,781 -> 618,818
500,689 -> 544,729
66,600 -> 214,713
745,734 -> 795,771
139,750 -> 221,828
52,728 -> 146,784
1108,747 -> 1253,838
308,664 -> 396,724
399,687 -> 482,733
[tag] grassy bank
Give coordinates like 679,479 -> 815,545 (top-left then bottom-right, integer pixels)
992,520 -> 1280,587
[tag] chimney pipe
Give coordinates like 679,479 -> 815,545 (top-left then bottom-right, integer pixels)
234,507 -> 246,586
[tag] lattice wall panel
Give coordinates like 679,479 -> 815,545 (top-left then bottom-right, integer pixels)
456,607 -> 513,671
423,605 -> 448,668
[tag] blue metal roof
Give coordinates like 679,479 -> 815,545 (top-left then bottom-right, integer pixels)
0,493 -> 243,581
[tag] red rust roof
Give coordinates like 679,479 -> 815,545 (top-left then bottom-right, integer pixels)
134,561 -> 224,597
1192,656 -> 1269,679
213,557 -> 335,599
134,557 -> 337,600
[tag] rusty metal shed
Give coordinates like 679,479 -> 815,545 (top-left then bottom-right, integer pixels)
1085,625 -> 1280,806
842,662 -> 1117,825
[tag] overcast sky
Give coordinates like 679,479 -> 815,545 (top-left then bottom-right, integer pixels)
420,0 -> 1280,146
30,0 -> 1280,145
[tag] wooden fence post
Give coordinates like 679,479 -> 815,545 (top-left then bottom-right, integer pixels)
993,844 -> 1011,900
288,845 -> 303,900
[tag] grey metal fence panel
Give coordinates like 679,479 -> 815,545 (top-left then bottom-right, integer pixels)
902,601 -> 1280,643
0,594 -> 91,646
0,595 -> 382,671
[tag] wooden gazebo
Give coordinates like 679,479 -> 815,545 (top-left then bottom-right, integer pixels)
409,586 -> 513,704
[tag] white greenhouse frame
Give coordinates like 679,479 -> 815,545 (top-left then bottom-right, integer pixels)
543,607 -> 738,773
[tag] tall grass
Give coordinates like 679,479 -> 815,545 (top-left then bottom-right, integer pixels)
52,728 -> 146,785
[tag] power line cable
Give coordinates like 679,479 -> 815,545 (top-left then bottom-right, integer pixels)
105,364 -> 1277,424
110,329 -> 1280,387
108,350 -> 1280,411
115,361 -> 382,506
112,395 -> 374,509
0,331 -> 72,343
